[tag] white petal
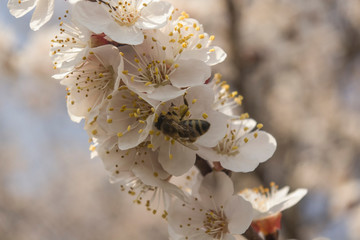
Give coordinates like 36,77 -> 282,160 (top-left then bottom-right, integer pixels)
195,110 -> 229,147
168,198 -> 204,238
73,1 -> 113,34
137,0 -> 172,29
221,131 -> 277,172
147,85 -> 186,101
170,60 -> 210,88
205,46 -> 227,66
91,45 -> 121,69
268,188 -> 308,214
29,0 -> 54,31
7,0 -> 36,18
198,172 -> 234,208
158,141 -> 197,176
225,196 -> 254,234
104,23 -> 144,45
180,48 -> 208,63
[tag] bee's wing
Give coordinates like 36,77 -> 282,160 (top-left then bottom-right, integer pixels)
169,121 -> 199,150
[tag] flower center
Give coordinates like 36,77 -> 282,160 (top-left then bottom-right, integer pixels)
126,55 -> 177,88
214,126 -> 241,156
65,55 -> 115,104
99,0 -> 141,27
242,182 -> 279,212
212,73 -> 243,112
203,209 -> 229,239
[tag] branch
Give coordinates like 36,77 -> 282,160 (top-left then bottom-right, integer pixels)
195,155 -> 212,176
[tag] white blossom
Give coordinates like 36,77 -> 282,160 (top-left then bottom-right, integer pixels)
198,119 -> 277,172
150,85 -> 229,176
210,73 -> 244,117
97,85 -> 159,150
162,11 -> 227,66
73,0 -> 173,45
51,20 -> 93,71
7,0 -> 54,31
95,138 -> 186,213
240,183 -> 308,220
60,44 -> 122,122
168,171 -> 254,240
120,11 -> 225,101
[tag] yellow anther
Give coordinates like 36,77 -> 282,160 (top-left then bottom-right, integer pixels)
122,70 -> 129,75
138,129 -> 143,133
231,146 -> 239,150
174,64 -> 179,68
107,95 -> 112,99
153,172 -> 159,177
127,125 -> 132,131
92,130 -> 98,135
147,143 -> 154,149
257,123 -> 263,129
254,132 -> 258,138
196,43 -> 202,49
119,52 -> 124,56
169,154 -> 173,160
145,82 -> 152,86
209,35 -> 215,41
107,119 -> 113,123
117,132 -> 123,137
89,145 -> 96,152
221,84 -> 230,91
202,113 -> 208,119
199,34 -> 205,39
192,99 -> 197,104
244,138 -> 249,143
164,136 -> 170,141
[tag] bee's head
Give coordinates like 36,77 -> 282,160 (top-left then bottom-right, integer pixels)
155,114 -> 166,130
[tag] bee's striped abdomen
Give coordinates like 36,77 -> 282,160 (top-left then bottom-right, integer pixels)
180,119 -> 210,137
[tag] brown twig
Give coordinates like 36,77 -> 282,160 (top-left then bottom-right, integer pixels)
195,155 -> 213,176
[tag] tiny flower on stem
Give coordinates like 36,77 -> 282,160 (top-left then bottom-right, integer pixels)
240,183 -> 307,238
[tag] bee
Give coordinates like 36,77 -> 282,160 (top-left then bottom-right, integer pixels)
155,96 -> 210,150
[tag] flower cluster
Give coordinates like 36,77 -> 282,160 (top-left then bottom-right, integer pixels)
7,0 -> 307,239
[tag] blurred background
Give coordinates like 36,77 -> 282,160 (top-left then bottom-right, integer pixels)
1,0 -> 360,239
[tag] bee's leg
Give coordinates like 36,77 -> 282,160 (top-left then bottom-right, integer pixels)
180,94 -> 189,120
